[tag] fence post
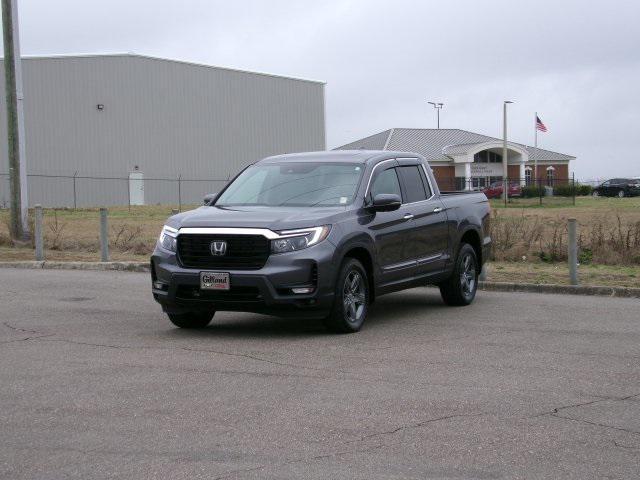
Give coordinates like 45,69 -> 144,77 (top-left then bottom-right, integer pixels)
72,171 -> 78,210
100,208 -> 109,262
34,204 -> 44,261
504,177 -> 508,207
479,264 -> 488,281
126,177 -> 131,212
568,218 -> 578,285
178,175 -> 182,212
539,177 -> 543,206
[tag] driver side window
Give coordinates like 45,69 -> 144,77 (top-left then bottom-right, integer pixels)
371,168 -> 402,201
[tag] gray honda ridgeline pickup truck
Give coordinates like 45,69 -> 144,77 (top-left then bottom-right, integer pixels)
151,150 -> 491,333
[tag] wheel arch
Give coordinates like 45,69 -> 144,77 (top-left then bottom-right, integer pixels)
458,227 -> 482,273
334,235 -> 377,303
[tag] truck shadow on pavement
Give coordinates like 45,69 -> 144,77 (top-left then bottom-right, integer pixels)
163,288 -> 448,339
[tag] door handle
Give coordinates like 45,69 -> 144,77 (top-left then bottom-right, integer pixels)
403,213 -> 414,220
433,207 -> 443,213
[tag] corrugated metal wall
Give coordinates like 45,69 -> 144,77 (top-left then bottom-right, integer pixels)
0,54 -> 326,207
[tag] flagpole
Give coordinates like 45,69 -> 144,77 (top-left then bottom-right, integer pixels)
534,111 -> 538,186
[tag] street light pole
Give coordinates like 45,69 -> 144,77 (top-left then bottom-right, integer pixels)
1,0 -> 29,241
502,100 -> 513,202
428,101 -> 444,129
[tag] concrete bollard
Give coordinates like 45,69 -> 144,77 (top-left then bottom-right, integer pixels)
568,218 -> 578,285
100,208 -> 109,262
34,205 -> 44,261
479,264 -> 488,281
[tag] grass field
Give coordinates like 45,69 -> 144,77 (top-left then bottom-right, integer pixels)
1,196 -> 639,286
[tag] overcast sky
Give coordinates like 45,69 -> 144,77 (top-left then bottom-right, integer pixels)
8,0 -> 640,178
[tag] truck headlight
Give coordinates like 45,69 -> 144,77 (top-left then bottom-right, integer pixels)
158,225 -> 178,252
271,226 -> 331,254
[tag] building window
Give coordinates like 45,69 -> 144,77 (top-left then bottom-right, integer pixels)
546,167 -> 555,186
525,168 -> 532,186
473,151 -> 502,163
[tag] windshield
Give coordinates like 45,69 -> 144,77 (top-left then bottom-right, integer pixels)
215,162 -> 364,207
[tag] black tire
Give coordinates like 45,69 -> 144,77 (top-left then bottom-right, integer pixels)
439,243 -> 478,306
322,258 -> 369,333
167,311 -> 215,329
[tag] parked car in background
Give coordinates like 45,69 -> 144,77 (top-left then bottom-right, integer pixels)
592,178 -> 640,198
482,181 -> 522,199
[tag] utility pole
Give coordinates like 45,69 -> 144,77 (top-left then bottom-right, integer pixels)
428,101 -> 444,129
502,100 -> 513,201
2,0 -> 29,241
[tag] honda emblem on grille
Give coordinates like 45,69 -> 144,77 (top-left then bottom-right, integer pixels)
210,240 -> 227,256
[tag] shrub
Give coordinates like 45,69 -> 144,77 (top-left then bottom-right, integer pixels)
577,184 -> 593,196
578,247 -> 593,264
552,184 -> 576,197
521,185 -> 544,198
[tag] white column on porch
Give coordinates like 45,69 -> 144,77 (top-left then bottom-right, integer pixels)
464,162 -> 472,190
519,162 -> 526,186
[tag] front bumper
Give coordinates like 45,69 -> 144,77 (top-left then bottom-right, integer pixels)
151,240 -> 338,318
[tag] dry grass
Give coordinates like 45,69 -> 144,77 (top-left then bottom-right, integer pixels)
0,205 -> 180,259
490,196 -> 640,265
0,196 -> 639,275
486,261 -> 640,288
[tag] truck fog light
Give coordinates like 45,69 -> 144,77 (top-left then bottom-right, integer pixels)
153,281 -> 168,291
291,287 -> 314,294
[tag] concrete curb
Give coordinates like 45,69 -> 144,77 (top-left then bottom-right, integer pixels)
478,281 -> 640,299
0,261 -> 638,298
0,261 -> 149,272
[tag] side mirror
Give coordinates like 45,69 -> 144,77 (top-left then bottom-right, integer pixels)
369,193 -> 401,212
203,193 -> 218,205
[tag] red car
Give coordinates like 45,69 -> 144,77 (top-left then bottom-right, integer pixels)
482,181 -> 522,199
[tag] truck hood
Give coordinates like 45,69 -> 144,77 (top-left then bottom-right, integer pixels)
167,205 -> 350,232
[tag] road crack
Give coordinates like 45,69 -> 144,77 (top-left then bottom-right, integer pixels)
347,412 -> 487,444
532,392 -> 640,418
3,321 -> 40,334
551,414 -> 640,437
34,338 -> 328,372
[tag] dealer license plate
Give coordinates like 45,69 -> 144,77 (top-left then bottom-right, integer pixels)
200,272 -> 230,291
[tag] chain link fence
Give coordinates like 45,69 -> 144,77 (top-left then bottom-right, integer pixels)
0,173 -> 230,209
0,172 -> 602,210
437,176 -> 586,206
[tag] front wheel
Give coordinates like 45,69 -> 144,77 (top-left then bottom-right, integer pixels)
167,311 -> 215,329
618,190 -> 625,198
439,243 -> 478,306
323,258 -> 369,333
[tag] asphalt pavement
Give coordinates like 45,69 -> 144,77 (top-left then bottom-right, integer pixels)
1,268 -> 639,479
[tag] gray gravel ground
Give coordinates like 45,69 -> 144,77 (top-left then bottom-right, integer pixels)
1,268 -> 639,479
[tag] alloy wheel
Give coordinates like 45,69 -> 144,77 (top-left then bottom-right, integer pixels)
343,270 -> 366,323
460,253 -> 476,298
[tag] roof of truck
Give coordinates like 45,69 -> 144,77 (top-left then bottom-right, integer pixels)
260,150 -> 421,164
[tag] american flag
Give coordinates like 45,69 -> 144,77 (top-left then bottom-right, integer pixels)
536,115 -> 548,132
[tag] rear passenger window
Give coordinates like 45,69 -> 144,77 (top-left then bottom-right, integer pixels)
398,166 -> 428,203
371,168 -> 402,200
418,166 -> 433,198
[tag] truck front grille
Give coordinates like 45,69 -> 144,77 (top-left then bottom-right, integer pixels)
177,234 -> 270,270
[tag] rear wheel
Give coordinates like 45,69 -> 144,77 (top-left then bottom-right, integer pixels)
592,190 -> 599,197
618,190 -> 625,198
167,311 -> 215,329
439,243 -> 478,306
323,258 -> 369,333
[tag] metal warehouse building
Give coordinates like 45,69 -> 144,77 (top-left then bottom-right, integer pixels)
0,53 -> 326,207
